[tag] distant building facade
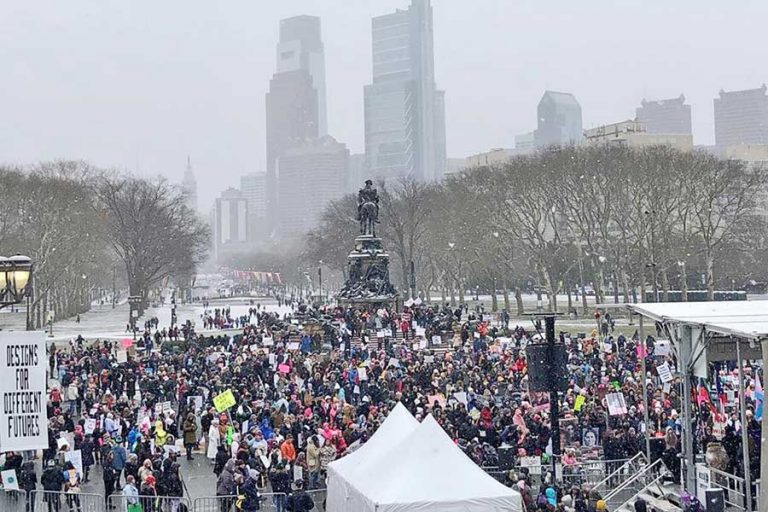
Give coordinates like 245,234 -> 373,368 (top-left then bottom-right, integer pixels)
636,95 -> 692,135
240,173 -> 268,241
212,188 -> 248,262
714,84 -> 768,150
364,0 -> 447,183
266,16 -> 326,235
514,131 -> 536,153
465,148 -> 514,168
584,120 -> 693,151
347,153 -> 367,193
535,91 -> 583,148
181,156 -> 198,213
276,135 -> 349,239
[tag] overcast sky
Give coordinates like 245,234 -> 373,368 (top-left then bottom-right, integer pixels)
2,0 -> 766,211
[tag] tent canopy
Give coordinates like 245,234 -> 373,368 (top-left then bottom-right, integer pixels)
624,301 -> 768,340
329,401 -> 418,477
328,411 -> 522,512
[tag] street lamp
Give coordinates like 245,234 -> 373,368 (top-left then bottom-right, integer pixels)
0,255 -> 33,310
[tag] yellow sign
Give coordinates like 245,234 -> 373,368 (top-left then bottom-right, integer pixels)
213,389 -> 236,413
574,395 -> 586,412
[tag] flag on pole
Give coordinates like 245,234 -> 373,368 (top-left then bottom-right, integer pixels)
754,374 -> 763,421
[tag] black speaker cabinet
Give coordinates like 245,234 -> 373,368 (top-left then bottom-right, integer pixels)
527,343 -> 568,392
705,488 -> 725,512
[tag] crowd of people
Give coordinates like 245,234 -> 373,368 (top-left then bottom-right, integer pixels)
0,297 -> 763,512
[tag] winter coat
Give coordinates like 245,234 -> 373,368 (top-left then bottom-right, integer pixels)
306,442 -> 321,471
216,460 -> 236,496
41,466 -> 65,491
183,417 -> 198,445
286,491 -> 315,512
237,479 -> 261,511
19,462 -> 37,492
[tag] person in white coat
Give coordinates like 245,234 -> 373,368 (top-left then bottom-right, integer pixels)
207,418 -> 220,460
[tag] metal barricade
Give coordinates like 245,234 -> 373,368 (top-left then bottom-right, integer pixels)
0,490 -> 27,512
305,489 -> 327,512
192,495 -> 237,512
192,493 -> 286,512
32,490 -> 105,512
708,467 -> 748,512
108,493 -> 191,512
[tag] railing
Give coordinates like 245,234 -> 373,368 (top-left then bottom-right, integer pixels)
602,458 -> 665,512
708,467 -> 748,512
0,490 -> 26,512
108,493 -> 191,512
32,490 -> 106,512
591,452 -> 647,496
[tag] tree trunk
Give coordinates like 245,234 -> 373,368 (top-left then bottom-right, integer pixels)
661,268 -> 670,302
457,276 -> 465,305
706,248 -> 715,300
680,264 -> 688,302
491,278 -> 498,312
503,281 -> 510,313
515,287 -> 524,316
612,270 -> 619,304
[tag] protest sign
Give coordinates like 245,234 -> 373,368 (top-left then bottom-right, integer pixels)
376,331 -> 386,339
262,337 -> 274,346
278,364 -> 291,374
453,391 -> 468,405
713,420 -> 725,440
357,367 -> 368,381
574,395 -> 586,412
116,350 -> 128,364
431,335 -> 442,345
213,389 -> 237,413
657,362 -> 674,383
287,342 -> 300,351
84,419 -> 97,435
655,340 -> 671,356
1,469 -> 19,491
415,327 -> 426,337
424,355 -> 435,364
120,338 -> 133,348
162,402 -> 173,414
520,456 -> 541,475
188,396 -> 204,412
0,331 -> 48,452
65,449 -> 83,477
606,392 -> 628,415
388,358 -> 400,368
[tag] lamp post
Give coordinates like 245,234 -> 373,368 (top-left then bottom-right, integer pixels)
0,255 -> 33,313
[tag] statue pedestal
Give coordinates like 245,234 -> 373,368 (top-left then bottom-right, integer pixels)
337,235 -> 398,309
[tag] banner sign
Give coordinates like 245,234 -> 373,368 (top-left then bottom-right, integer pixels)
213,389 -> 237,413
0,331 -> 49,451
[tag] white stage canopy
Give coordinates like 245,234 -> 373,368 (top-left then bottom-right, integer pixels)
624,300 -> 768,340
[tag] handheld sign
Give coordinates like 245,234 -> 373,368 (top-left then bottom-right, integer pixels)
0,331 -> 49,452
213,390 -> 237,413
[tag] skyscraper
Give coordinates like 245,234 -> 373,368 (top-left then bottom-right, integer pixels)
636,95 -> 692,135
181,156 -> 197,213
714,84 -> 768,150
534,91 -> 583,148
276,135 -> 348,239
211,188 -> 248,262
364,0 -> 447,183
240,173 -> 267,241
266,16 -> 326,233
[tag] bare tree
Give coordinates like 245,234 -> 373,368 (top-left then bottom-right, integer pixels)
95,174 -> 209,320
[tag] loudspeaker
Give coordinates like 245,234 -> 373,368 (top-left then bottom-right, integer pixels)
498,446 -> 516,470
705,488 -> 725,512
527,343 -> 568,392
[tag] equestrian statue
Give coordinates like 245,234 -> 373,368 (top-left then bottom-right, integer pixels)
357,179 -> 380,236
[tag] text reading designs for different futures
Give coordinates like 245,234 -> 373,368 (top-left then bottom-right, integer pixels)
3,344 -> 43,438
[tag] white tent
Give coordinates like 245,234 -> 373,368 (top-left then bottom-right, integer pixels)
329,401 -> 419,476
327,413 -> 523,512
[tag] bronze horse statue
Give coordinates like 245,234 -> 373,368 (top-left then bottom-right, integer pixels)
359,200 -> 378,236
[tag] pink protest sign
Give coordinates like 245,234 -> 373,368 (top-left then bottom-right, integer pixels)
278,364 -> 291,374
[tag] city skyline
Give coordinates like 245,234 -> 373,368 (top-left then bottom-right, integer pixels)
2,1 -> 767,211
